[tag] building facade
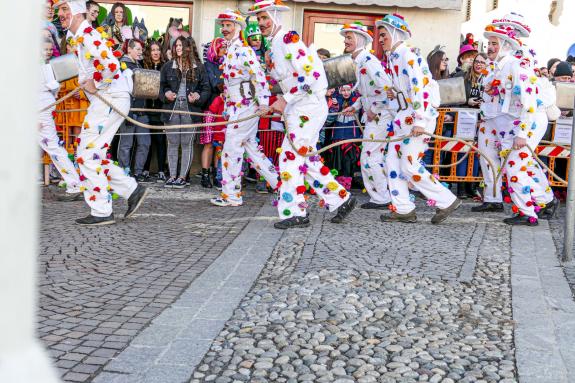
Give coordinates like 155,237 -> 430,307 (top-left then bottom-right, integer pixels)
97,0 -> 465,63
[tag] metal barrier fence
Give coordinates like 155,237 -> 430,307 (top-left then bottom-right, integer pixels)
42,104 -> 572,188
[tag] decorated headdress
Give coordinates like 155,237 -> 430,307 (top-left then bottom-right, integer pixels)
52,0 -> 86,16
216,9 -> 247,29
375,13 -> 411,40
458,44 -> 478,63
340,22 -> 373,44
246,0 -> 290,15
245,21 -> 262,38
484,24 -> 523,51
492,12 -> 531,38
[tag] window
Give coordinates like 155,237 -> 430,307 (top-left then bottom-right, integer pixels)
97,1 -> 193,41
302,10 -> 384,59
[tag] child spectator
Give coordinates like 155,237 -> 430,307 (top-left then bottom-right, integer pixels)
324,84 -> 362,190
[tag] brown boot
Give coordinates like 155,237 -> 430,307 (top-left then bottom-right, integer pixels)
380,210 -> 417,223
431,198 -> 462,224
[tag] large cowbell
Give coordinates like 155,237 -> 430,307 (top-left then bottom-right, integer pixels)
270,54 -> 357,94
132,69 -> 161,99
556,82 -> 575,110
49,54 -> 80,82
437,76 -> 467,106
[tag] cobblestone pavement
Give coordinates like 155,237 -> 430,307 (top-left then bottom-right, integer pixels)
38,183 -> 269,382
192,202 -> 519,383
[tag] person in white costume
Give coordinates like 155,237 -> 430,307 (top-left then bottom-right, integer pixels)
478,23 -> 550,226
39,36 -> 82,201
376,13 -> 461,224
491,12 -> 557,219
339,22 -> 396,210
247,0 -> 357,229
56,0 -> 148,225
210,9 -> 279,207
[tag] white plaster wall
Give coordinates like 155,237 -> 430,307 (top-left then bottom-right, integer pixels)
462,0 -> 575,65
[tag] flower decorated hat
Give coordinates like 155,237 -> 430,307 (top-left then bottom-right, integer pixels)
245,21 -> 262,37
246,0 -> 290,15
215,9 -> 247,29
484,24 -> 523,51
52,0 -> 86,15
340,22 -> 373,44
375,13 -> 412,38
492,12 -> 531,38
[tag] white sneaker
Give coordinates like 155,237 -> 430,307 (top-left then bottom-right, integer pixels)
210,197 -> 242,207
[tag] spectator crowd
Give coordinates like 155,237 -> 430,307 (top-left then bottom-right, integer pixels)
42,1 -> 575,197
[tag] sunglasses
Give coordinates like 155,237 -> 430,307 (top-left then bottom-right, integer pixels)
249,35 -> 262,42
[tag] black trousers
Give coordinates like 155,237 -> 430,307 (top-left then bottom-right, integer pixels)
144,120 -> 167,173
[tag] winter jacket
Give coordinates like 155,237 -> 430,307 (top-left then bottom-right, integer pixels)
159,59 -> 211,123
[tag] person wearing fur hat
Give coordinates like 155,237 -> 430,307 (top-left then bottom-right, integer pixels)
339,22 -> 396,210
475,23 -> 551,225
375,14 -> 461,224
209,9 -> 278,207
248,0 -> 357,229
56,0 -> 148,225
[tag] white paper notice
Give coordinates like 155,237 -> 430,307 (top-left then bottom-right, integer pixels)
455,110 -> 479,140
553,117 -> 573,145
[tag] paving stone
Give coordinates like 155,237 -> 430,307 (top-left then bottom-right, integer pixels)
39,185 -> 268,382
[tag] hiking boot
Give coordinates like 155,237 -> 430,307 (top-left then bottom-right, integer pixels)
503,214 -> 538,226
539,198 -> 559,220
470,202 -> 503,212
360,201 -> 390,210
431,198 -> 462,224
76,214 -> 115,226
201,172 -> 213,188
125,184 -> 149,219
210,197 -> 242,207
331,196 -> 357,223
274,216 -> 310,230
380,210 -> 417,223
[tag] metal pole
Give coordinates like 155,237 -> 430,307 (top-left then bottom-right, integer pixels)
562,97 -> 575,263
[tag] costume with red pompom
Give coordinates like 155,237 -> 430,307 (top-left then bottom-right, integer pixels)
481,22 -> 553,220
69,13 -> 138,217
213,9 -> 278,206
377,14 -> 457,215
39,59 -> 81,194
247,0 -> 350,219
341,22 -> 396,206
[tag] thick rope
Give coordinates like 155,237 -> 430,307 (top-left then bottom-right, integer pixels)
46,88 -> 569,192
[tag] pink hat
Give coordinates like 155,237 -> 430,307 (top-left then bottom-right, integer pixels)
458,44 -> 478,62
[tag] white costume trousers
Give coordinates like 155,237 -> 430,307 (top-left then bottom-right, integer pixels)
76,93 -> 137,217
221,105 -> 279,204
502,112 -> 553,218
277,96 -> 350,219
39,108 -> 81,193
477,117 -> 505,203
385,116 -> 456,214
361,115 -> 393,205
